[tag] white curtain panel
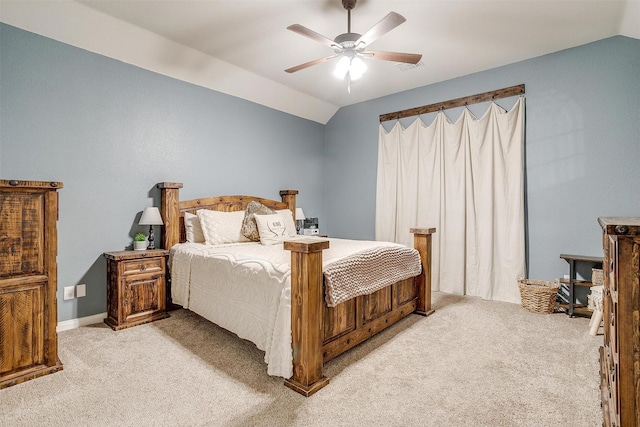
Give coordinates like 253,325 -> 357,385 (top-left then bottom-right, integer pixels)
376,97 -> 526,304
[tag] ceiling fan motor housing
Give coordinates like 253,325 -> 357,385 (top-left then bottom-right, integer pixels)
334,32 -> 361,48
342,0 -> 357,11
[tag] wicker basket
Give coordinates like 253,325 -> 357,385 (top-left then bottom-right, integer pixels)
518,279 -> 559,314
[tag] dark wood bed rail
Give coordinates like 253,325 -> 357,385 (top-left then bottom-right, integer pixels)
156,182 -> 435,397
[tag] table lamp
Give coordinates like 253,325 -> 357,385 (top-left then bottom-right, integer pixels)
139,207 -> 163,249
295,208 -> 305,234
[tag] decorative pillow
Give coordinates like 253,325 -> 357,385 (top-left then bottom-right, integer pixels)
184,211 -> 205,243
196,209 -> 250,245
276,209 -> 298,238
254,213 -> 296,245
241,201 -> 275,242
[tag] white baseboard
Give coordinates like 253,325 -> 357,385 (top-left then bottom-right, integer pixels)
57,312 -> 107,332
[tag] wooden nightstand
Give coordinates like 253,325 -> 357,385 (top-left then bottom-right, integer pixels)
103,249 -> 170,331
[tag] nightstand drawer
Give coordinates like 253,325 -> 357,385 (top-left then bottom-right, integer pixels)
122,258 -> 164,275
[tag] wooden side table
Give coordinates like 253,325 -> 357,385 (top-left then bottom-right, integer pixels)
558,253 -> 603,317
103,249 -> 170,330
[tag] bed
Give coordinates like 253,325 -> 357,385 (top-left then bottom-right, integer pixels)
157,182 -> 435,396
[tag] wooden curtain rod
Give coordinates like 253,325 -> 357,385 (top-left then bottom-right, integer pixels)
379,84 -> 525,122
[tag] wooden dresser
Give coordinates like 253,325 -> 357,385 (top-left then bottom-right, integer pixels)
598,217 -> 640,427
0,179 -> 64,389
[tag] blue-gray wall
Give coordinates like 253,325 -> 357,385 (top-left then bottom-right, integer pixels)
2,22 -> 639,322
325,36 -> 640,284
0,24 -> 326,321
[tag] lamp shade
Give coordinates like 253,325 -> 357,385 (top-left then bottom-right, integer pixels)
295,208 -> 305,220
139,207 -> 163,225
333,56 -> 351,79
349,57 -> 367,80
333,55 -> 367,81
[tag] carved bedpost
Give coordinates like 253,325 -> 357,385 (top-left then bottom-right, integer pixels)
411,227 -> 436,316
284,238 -> 330,397
157,182 -> 183,250
279,190 -> 298,215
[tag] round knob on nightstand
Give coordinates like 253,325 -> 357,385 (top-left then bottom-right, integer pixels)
614,225 -> 629,235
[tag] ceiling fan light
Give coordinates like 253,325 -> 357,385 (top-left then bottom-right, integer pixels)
333,56 -> 351,79
349,57 -> 367,80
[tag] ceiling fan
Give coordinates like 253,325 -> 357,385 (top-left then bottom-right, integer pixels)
285,0 -> 422,92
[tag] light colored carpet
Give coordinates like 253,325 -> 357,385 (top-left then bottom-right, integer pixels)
0,292 -> 602,427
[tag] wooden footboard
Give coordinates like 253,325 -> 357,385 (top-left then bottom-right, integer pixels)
284,228 -> 435,396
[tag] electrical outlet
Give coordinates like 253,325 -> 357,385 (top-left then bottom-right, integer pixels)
76,284 -> 86,298
63,286 -> 75,300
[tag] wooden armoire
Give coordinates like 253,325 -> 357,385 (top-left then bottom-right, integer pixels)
599,217 -> 640,427
0,179 -> 64,388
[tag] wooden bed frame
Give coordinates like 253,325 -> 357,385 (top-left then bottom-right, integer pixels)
157,182 -> 435,396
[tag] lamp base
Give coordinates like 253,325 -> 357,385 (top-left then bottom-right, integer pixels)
147,226 -> 156,250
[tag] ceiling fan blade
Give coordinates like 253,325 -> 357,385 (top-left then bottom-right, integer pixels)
287,24 -> 340,49
285,54 -> 340,73
362,50 -> 422,64
355,12 -> 406,47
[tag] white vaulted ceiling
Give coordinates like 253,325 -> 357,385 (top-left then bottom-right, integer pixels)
1,0 -> 638,123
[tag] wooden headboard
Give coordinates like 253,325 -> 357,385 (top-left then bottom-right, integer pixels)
156,182 -> 298,249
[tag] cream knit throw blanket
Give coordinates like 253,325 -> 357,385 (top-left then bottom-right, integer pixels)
323,246 -> 422,307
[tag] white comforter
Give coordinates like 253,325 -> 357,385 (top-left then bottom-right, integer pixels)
169,236 -> 414,378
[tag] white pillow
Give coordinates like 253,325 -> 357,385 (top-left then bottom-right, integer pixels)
184,212 -> 205,243
254,213 -> 296,245
196,209 -> 250,245
276,209 -> 298,238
